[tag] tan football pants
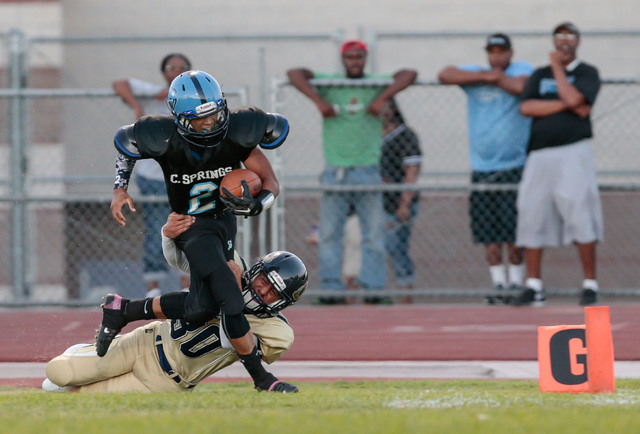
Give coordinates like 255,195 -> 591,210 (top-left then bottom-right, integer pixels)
46,321 -> 186,393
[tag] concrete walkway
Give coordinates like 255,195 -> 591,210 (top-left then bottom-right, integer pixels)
3,361 -> 640,382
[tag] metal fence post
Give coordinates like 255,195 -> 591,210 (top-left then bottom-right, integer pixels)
8,28 -> 29,299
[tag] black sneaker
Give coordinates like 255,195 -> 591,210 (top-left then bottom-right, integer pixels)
255,380 -> 299,393
363,296 -> 393,305
313,296 -> 347,305
484,284 -> 505,305
503,284 -> 523,305
511,287 -> 546,307
95,294 -> 128,357
579,288 -> 598,305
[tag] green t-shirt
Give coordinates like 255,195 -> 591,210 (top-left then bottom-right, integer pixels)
315,72 -> 391,167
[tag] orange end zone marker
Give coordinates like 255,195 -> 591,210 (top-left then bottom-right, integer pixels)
538,325 -> 589,393
585,306 -> 616,393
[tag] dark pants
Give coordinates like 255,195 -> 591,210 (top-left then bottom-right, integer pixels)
174,211 -> 241,324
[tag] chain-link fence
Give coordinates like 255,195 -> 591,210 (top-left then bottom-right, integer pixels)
0,89 -> 251,304
274,78 -> 640,302
2,29 -> 640,305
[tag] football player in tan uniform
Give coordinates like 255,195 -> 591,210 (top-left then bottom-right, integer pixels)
43,215 -> 308,393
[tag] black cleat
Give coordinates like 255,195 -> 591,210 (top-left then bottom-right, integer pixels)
256,380 -> 299,393
95,294 -> 128,357
579,288 -> 598,306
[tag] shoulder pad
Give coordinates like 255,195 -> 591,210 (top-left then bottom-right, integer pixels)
259,113 -> 289,150
131,115 -> 174,157
113,124 -> 141,158
226,107 -> 269,149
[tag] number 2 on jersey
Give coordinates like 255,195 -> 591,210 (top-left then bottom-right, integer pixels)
188,181 -> 217,214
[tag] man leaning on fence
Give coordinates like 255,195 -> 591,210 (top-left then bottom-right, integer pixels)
438,33 -> 534,305
514,22 -> 602,307
287,39 -> 417,305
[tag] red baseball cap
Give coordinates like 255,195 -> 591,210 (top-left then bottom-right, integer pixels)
340,39 -> 368,55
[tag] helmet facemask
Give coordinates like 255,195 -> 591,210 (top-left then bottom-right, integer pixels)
175,99 -> 229,148
242,261 -> 290,318
168,70 -> 230,149
241,252 -> 308,318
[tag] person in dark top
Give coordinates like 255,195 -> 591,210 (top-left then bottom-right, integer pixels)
380,98 -> 422,303
100,70 -> 297,393
514,22 -> 603,307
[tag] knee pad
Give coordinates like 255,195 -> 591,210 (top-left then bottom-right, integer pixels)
45,357 -> 74,387
221,313 -> 250,339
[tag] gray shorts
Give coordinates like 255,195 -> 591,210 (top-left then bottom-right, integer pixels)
516,140 -> 603,248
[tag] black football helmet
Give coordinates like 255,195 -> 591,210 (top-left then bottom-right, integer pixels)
242,251 -> 308,318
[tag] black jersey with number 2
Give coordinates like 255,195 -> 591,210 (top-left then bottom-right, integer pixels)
116,107 -> 272,215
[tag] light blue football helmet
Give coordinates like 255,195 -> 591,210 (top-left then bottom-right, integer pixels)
167,70 -> 229,148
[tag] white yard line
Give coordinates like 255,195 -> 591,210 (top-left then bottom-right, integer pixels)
3,361 -> 640,380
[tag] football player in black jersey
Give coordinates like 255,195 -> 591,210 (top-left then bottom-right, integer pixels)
100,70 -> 295,392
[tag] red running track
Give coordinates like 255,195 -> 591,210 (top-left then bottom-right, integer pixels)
1,303 -> 638,362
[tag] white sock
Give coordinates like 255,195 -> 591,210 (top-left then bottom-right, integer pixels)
525,277 -> 543,292
508,264 -> 525,287
583,279 -> 599,291
489,264 -> 507,287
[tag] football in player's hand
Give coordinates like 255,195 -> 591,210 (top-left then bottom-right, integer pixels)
220,168 -> 262,198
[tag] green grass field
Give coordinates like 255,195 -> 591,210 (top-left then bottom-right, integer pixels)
2,379 -> 640,433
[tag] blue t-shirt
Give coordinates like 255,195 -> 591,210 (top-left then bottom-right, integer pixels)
459,61 -> 534,172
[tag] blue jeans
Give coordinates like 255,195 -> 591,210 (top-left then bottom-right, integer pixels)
384,202 -> 418,286
135,176 -> 171,282
319,165 -> 387,291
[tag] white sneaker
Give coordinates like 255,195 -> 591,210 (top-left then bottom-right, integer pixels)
42,378 -> 72,393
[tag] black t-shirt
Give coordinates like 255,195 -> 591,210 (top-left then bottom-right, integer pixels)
380,125 -> 422,214
522,61 -> 600,152
127,107 -> 271,215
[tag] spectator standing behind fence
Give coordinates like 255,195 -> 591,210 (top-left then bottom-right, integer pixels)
380,98 -> 422,303
438,33 -> 533,304
287,40 -> 417,305
112,53 -> 192,298
513,22 -> 602,307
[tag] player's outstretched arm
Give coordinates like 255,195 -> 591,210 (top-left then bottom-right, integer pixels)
111,188 -> 136,226
111,149 -> 138,226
